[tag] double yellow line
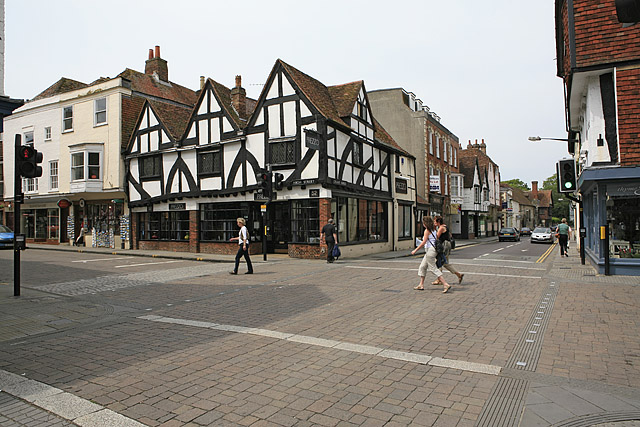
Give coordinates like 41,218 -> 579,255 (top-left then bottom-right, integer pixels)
536,242 -> 558,263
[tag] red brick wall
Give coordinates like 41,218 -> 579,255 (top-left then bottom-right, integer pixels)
572,0 -> 640,68
617,67 -> 640,166
200,242 -> 261,255
138,240 -> 190,252
288,243 -> 324,259
319,198 -> 331,256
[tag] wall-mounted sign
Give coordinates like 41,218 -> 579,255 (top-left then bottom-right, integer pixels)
395,178 -> 408,194
607,182 -> 640,197
169,203 -> 186,211
304,129 -> 322,150
309,189 -> 320,198
57,199 -> 71,209
292,179 -> 317,186
429,175 -> 441,193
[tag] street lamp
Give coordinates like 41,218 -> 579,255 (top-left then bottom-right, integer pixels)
528,136 -> 577,142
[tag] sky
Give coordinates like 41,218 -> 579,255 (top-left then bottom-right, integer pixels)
4,0 -> 569,188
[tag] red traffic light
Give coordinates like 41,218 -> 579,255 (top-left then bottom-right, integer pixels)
17,145 -> 43,178
20,146 -> 35,159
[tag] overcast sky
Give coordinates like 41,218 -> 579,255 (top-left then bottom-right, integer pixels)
5,0 -> 568,187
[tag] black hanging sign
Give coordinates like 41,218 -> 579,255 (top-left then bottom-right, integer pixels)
304,129 -> 321,150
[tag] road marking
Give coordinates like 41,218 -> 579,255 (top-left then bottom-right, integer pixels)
536,242 -> 557,263
114,260 -> 182,268
137,315 -> 502,376
492,248 -> 505,252
0,369 -> 144,426
364,261 -> 545,271
72,257 -> 131,263
345,266 -> 541,279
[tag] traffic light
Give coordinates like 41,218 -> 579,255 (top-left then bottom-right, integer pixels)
557,159 -> 577,193
256,170 -> 272,199
274,172 -> 284,191
17,145 -> 43,178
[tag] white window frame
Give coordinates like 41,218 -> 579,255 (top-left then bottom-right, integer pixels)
428,131 -> 433,155
63,106 -> 73,132
49,160 -> 59,190
436,136 -> 440,159
23,177 -> 38,193
71,151 -> 101,181
94,97 -> 107,126
44,127 -> 52,141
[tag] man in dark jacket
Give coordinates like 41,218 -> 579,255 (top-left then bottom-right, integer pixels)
321,218 -> 338,263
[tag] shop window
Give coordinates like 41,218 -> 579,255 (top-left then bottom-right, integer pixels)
607,195 -> 640,258
331,197 -> 388,244
399,205 -> 412,238
291,200 -> 320,243
200,202 -> 258,242
139,211 -> 189,241
84,203 -> 123,234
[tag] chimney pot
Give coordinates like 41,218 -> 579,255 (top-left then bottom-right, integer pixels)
200,76 -> 205,90
155,45 -> 161,58
235,75 -> 241,88
148,49 -> 154,60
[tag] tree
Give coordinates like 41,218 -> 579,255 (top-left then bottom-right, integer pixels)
543,174 -> 573,224
502,179 -> 530,192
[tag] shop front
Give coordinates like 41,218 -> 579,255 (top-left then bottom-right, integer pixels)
579,167 -> 640,275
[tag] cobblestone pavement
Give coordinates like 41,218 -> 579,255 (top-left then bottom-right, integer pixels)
0,246 -> 639,426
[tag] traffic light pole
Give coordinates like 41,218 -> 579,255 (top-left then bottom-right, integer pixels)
14,135 -> 21,296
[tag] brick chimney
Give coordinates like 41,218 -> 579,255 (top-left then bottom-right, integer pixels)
479,138 -> 486,153
145,45 -> 168,82
532,181 -> 538,195
231,75 -> 247,118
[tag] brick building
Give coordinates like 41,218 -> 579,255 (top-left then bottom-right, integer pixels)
555,0 -> 640,274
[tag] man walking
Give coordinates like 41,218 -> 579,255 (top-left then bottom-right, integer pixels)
557,218 -> 572,257
321,218 -> 338,263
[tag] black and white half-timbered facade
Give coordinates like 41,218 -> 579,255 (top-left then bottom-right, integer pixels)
124,60 -> 416,258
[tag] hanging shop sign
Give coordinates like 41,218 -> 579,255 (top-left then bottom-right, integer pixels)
395,178 -> 408,194
304,129 -> 322,150
57,199 -> 72,209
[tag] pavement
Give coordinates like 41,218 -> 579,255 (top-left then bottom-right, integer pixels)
0,237 -> 639,426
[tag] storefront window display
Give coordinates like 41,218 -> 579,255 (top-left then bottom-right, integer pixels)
291,200 -> 320,243
331,197 -> 387,244
607,195 -> 640,258
200,202 -> 259,242
21,208 -> 59,240
83,203 -> 123,234
139,211 -> 190,241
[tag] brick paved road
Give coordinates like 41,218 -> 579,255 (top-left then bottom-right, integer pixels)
0,249 -> 639,426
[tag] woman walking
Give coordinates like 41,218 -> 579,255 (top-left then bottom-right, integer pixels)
433,216 -> 464,285
411,216 -> 451,293
229,218 -> 253,275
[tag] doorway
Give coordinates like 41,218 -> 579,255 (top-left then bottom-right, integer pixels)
268,202 -> 290,253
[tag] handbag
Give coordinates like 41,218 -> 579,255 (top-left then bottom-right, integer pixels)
332,244 -> 341,259
436,252 -> 447,268
432,231 -> 444,255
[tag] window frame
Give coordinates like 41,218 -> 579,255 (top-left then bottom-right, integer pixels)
269,139 -> 296,166
139,211 -> 190,241
197,149 -> 222,178
399,204 -> 412,239
71,152 -> 84,181
291,199 -> 320,244
62,106 -> 73,132
94,97 -> 107,126
352,140 -> 363,167
49,160 -> 59,191
44,127 -> 52,141
139,155 -> 162,180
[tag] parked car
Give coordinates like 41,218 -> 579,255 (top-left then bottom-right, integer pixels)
520,227 -> 532,236
531,227 -> 555,243
498,227 -> 520,242
0,225 -> 14,249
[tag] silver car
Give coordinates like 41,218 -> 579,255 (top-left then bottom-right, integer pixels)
531,227 -> 554,243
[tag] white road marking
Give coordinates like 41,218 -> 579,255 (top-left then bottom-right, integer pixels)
114,260 -> 182,268
0,369 -> 144,426
72,257 -> 131,263
345,266 -> 541,279
492,248 -> 505,252
138,315 -> 502,376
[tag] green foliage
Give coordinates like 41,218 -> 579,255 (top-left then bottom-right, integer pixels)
543,174 -> 572,223
502,179 -> 530,191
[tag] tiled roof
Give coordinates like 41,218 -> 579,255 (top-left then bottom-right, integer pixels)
525,189 -> 553,208
501,183 -> 534,206
32,78 -> 88,101
328,81 -> 363,118
148,100 -> 193,142
458,156 -> 479,188
208,79 -> 243,129
118,68 -> 198,107
373,118 -> 413,158
278,60 -> 346,127
121,95 -> 146,152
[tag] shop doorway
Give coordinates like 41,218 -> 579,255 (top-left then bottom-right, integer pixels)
267,202 -> 290,253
